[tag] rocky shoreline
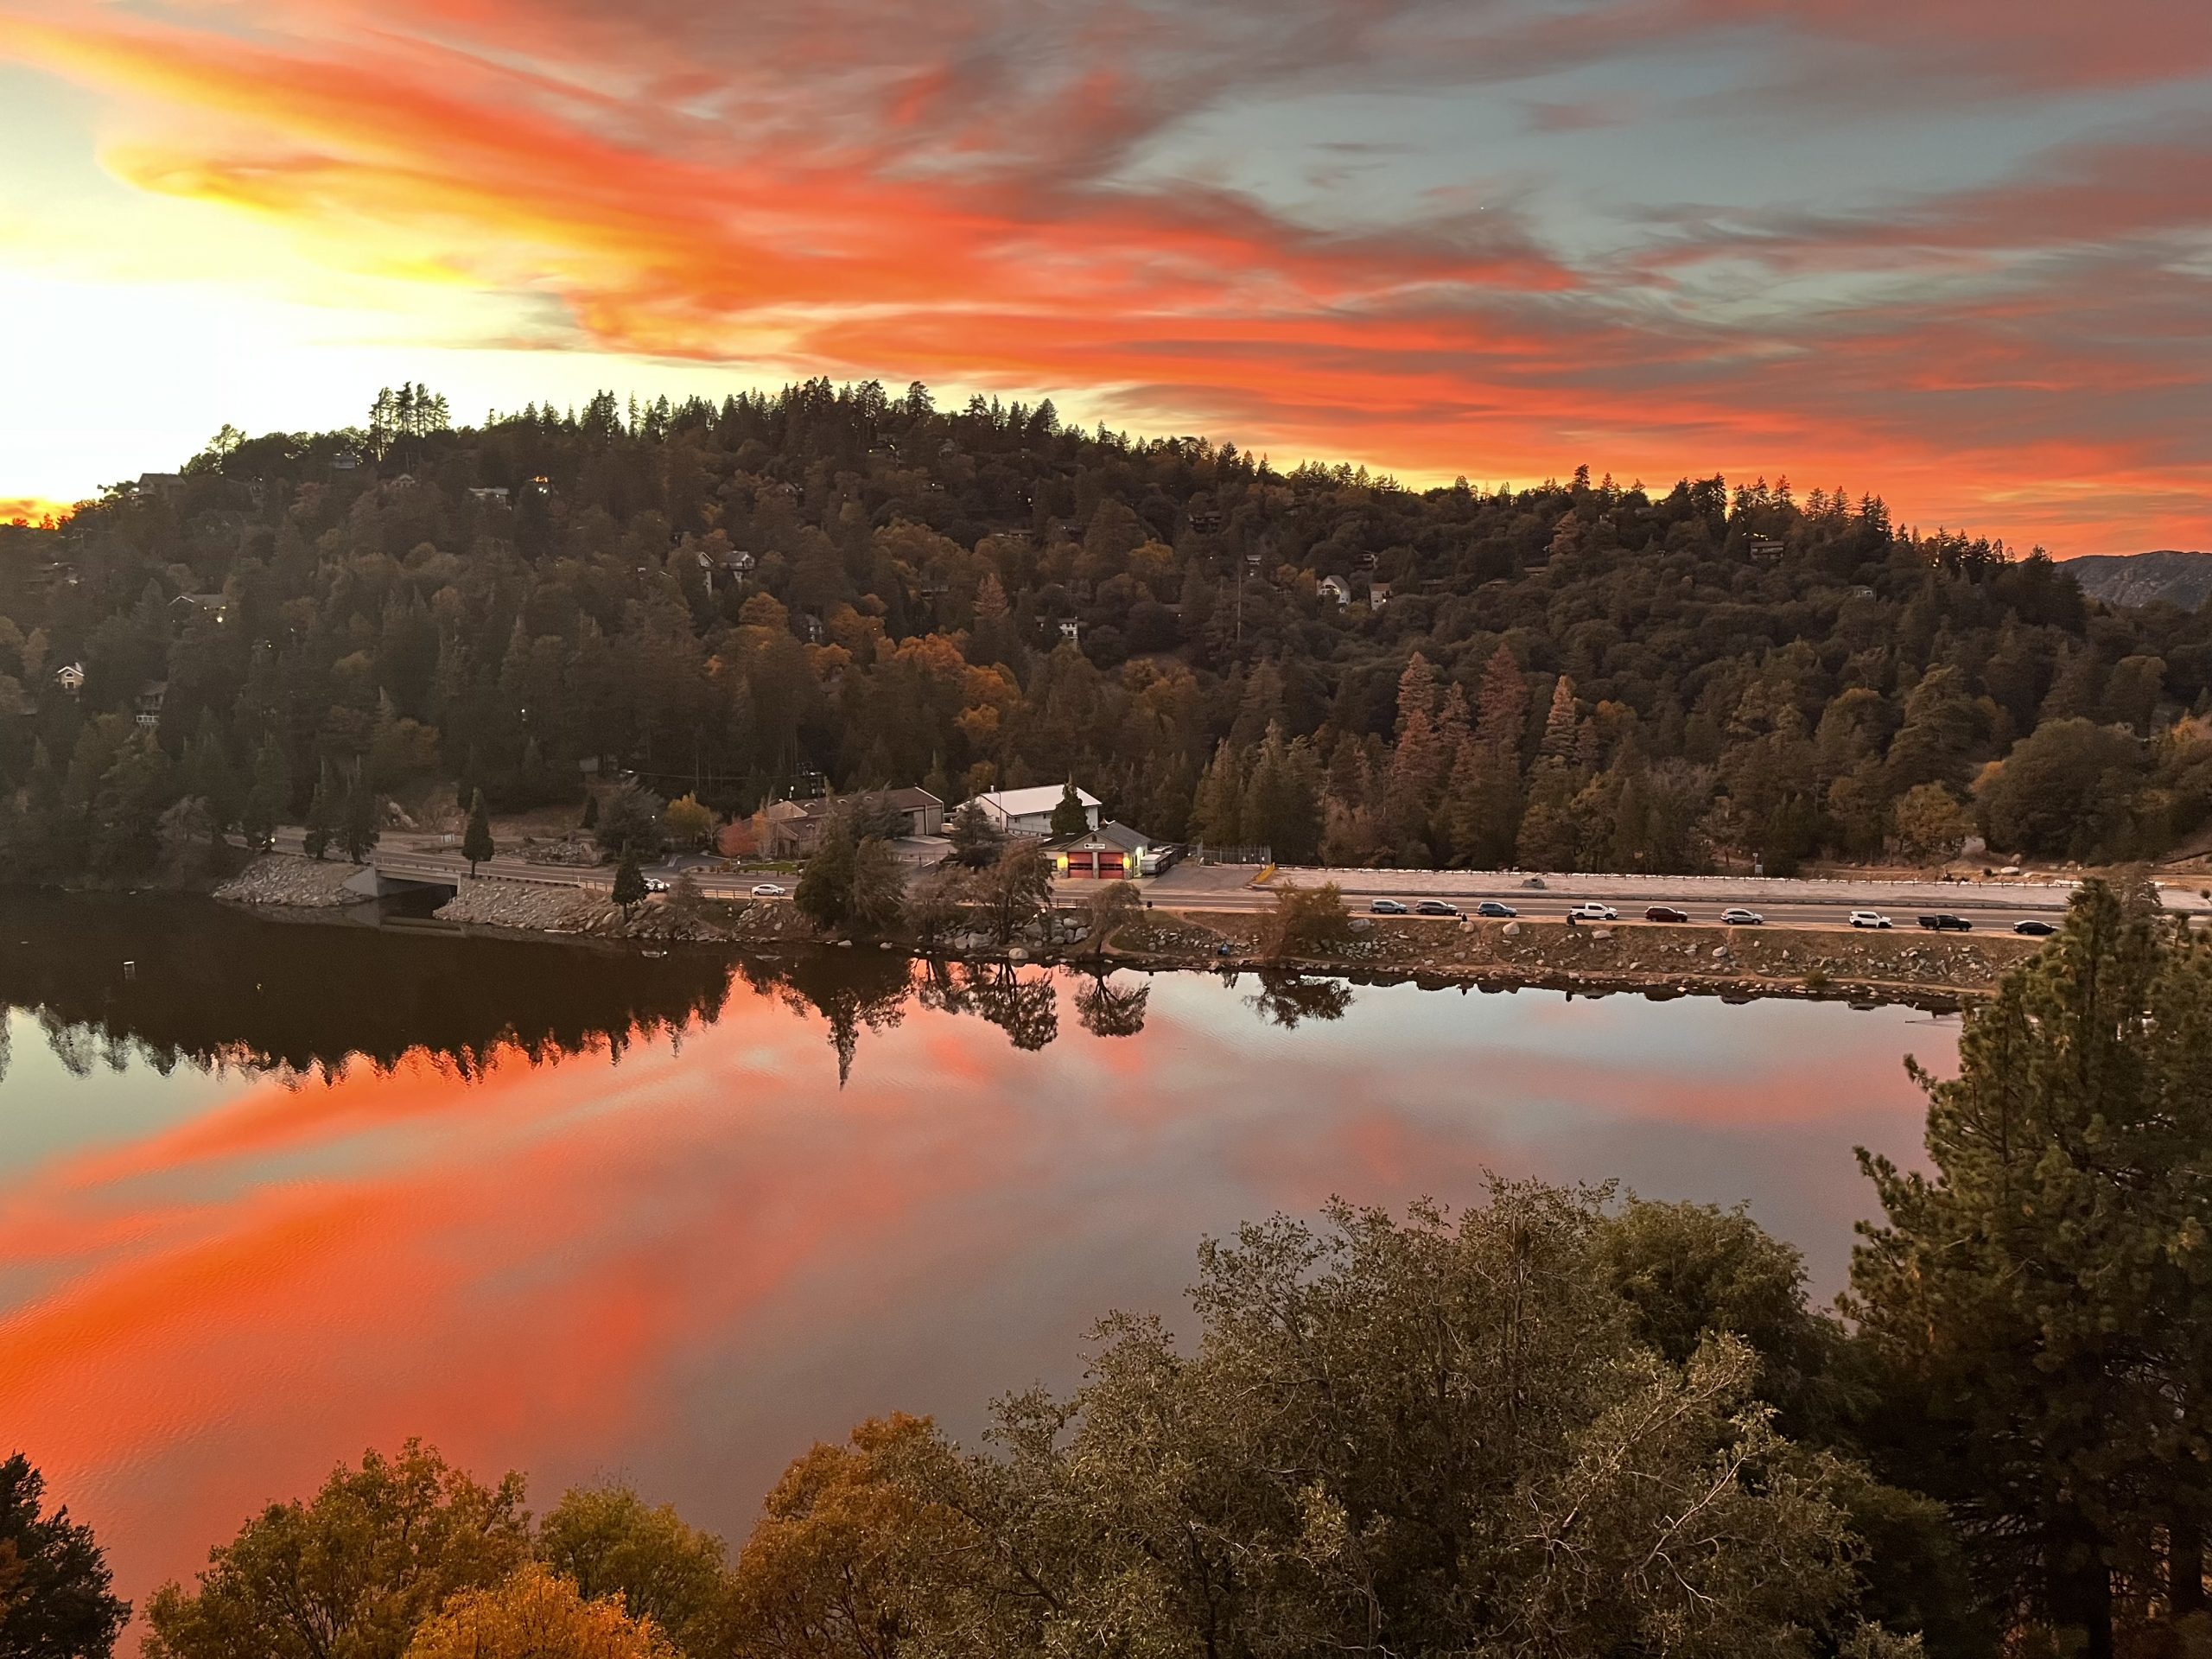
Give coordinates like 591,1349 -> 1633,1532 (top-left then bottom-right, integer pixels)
210,855 -> 2037,1003
212,857 -> 364,908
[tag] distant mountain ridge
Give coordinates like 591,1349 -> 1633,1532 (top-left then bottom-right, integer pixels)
2069,550 -> 2212,610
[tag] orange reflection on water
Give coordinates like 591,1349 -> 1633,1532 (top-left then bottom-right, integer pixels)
0,964 -> 1944,1611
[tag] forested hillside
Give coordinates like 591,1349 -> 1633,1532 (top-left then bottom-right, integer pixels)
6,378 -> 2212,884
2065,550 -> 2212,613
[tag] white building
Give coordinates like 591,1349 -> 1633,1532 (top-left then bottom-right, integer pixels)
970,784 -> 1101,837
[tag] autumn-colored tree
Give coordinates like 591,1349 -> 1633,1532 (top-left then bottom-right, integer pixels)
1890,782 -> 1967,861
723,1417 -> 964,1658
404,1565 -> 676,1659
1541,674 -> 1581,760
662,794 -> 715,851
1262,880 -> 1352,960
536,1487 -> 727,1656
143,1441 -> 530,1659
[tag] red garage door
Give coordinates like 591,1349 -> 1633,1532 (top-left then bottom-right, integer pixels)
1098,853 -> 1125,876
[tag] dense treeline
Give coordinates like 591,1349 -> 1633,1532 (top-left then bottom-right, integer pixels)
16,881 -> 2212,1656
7,379 -> 2212,882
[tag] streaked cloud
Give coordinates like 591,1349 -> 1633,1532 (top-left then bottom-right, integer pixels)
1,0 -> 2208,548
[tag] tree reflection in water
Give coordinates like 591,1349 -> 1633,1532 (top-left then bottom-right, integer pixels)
1240,969 -> 1356,1029
916,960 -> 1060,1053
0,896 -> 1337,1089
1074,971 -> 1150,1039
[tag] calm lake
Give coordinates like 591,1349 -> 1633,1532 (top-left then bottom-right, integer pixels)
0,893 -> 1956,1605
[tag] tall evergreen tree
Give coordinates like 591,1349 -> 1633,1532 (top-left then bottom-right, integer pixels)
462,789 -> 494,876
1850,878 -> 2212,1657
0,1453 -> 130,1659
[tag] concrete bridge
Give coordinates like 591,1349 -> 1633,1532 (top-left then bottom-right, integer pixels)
340,865 -> 461,902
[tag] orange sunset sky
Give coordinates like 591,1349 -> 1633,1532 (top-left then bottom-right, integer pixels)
2,0 -> 2209,552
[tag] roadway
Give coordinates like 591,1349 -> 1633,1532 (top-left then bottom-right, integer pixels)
1151,888 -> 2045,934
1148,861 -> 2205,932
287,831 -> 2191,936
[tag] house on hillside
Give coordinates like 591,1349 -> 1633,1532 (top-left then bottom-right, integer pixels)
970,784 -> 1100,837
1319,575 -> 1351,608
468,486 -> 512,506
54,663 -> 83,695
1047,820 -> 1158,880
135,681 -> 167,728
136,473 -> 186,503
170,592 -> 230,625
758,786 -> 945,858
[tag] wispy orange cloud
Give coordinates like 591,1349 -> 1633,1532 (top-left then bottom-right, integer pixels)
2,0 -> 2209,550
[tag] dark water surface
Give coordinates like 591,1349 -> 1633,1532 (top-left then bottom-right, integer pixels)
0,892 -> 1955,1602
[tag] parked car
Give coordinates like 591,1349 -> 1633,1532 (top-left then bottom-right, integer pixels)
644,876 -> 670,894
1370,898 -> 1408,914
1847,911 -> 1892,929
1474,900 -> 1517,918
2012,918 -> 2056,936
751,882 -> 787,897
1643,906 -> 1689,923
1720,907 -> 1764,925
1414,899 -> 1461,917
1917,913 -> 1974,931
1567,902 -> 1618,922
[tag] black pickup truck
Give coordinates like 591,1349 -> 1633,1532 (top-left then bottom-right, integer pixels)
1916,913 -> 1974,931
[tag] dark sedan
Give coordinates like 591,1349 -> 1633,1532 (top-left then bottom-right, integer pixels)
1414,899 -> 1461,917
1474,900 -> 1518,918
2012,918 -> 2056,937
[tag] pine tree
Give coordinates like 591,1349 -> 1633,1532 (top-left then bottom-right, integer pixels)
340,770 -> 379,864
1474,643 -> 1529,761
1541,675 -> 1581,760
1433,681 -> 1471,757
1393,652 -> 1439,740
1441,737 -> 1522,868
462,788 -> 494,875
1850,878 -> 2212,1657
612,842 -> 647,915
1191,741 -> 1244,849
242,737 -> 289,852
302,766 -> 335,860
1050,781 -> 1090,838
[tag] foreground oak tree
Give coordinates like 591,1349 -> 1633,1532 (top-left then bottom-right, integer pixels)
404,1565 -> 673,1659
143,1441 -> 531,1659
722,1187 -> 1923,1658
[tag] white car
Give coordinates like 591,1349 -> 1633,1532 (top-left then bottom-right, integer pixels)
751,882 -> 787,897
1847,910 -> 1891,929
644,875 -> 670,894
1720,907 -> 1764,925
1567,902 -> 1618,922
